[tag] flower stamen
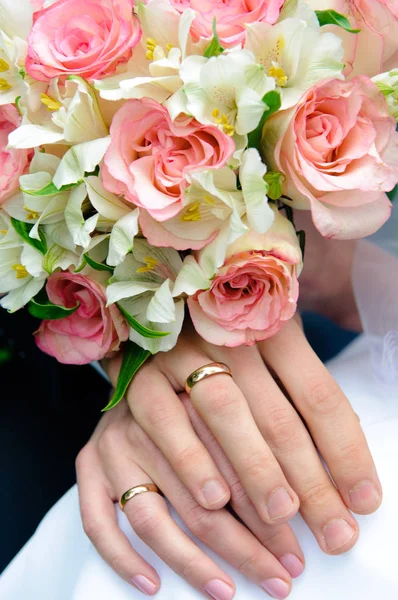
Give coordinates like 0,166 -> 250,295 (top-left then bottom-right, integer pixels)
180,202 -> 201,222
212,109 -> 235,136
12,264 -> 29,279
137,256 -> 158,273
145,37 -> 158,61
268,63 -> 288,88
0,58 -> 10,73
40,93 -> 62,111
0,78 -> 12,91
23,206 -> 40,220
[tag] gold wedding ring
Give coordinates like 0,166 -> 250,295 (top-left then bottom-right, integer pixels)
185,362 -> 233,394
119,483 -> 160,511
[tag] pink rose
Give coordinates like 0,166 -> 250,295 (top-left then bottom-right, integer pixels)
307,0 -> 398,77
26,0 -> 142,82
0,105 -> 32,206
102,98 -> 235,222
188,208 -> 302,347
262,76 -> 398,240
35,273 -> 128,365
170,0 -> 284,46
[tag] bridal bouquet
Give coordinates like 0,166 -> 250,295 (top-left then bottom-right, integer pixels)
0,0 -> 397,407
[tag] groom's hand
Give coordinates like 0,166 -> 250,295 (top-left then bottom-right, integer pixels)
106,319 -> 382,557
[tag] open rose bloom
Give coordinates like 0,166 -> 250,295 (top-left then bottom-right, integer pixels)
0,0 -> 397,386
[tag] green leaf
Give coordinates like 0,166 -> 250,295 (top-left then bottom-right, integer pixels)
102,341 -> 151,411
28,289 -> 79,320
263,170 -> 286,201
117,303 -> 171,339
204,19 -> 224,58
22,181 -> 77,197
84,253 -> 114,273
387,186 -> 397,202
248,90 -> 282,149
315,10 -> 361,33
11,218 -> 47,255
0,347 -> 12,366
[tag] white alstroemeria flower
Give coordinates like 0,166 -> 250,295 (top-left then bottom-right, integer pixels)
8,77 -> 109,149
2,152 -> 70,241
95,0 -> 202,103
0,0 -> 33,41
107,239 -> 185,353
373,70 -> 398,121
0,30 -> 28,105
167,48 -> 276,137
245,16 -> 344,110
239,149 -> 275,234
0,241 -> 47,312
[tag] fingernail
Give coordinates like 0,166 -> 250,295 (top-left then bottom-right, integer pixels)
261,578 -> 290,599
203,480 -> 229,507
131,575 -> 158,595
267,488 -> 294,521
349,481 -> 381,513
323,519 -> 355,552
279,554 -> 304,579
204,579 -> 234,600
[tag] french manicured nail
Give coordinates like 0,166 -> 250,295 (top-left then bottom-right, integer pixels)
131,575 -> 158,595
323,519 -> 355,552
349,481 -> 381,513
204,579 -> 234,600
203,480 -> 229,506
279,554 -> 304,579
268,488 -> 294,520
261,578 -> 290,599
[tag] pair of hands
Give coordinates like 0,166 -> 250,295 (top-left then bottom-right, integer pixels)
76,317 -> 382,599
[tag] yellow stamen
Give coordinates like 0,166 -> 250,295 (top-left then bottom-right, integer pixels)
23,205 -> 40,221
268,64 -> 288,88
137,256 -> 158,274
40,93 -> 62,111
0,78 -> 12,91
204,195 -> 215,206
0,58 -> 10,73
0,229 -> 7,235
180,203 -> 201,222
212,109 -> 235,136
12,264 -> 29,279
145,38 -> 158,61
166,43 -> 174,53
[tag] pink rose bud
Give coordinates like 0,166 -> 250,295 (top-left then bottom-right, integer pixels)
0,105 -> 32,206
35,273 -> 129,365
262,76 -> 398,240
26,0 -> 142,82
102,98 -> 235,223
188,208 -> 302,347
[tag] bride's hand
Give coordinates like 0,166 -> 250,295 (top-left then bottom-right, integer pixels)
106,319 -> 382,556
76,399 -> 304,598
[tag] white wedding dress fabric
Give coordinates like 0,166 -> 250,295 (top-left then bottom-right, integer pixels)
2,333 -> 398,600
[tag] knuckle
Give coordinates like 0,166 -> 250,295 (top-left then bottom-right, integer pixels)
98,423 -> 123,456
180,555 -> 201,581
335,439 -> 367,465
199,381 -> 237,417
229,478 -> 252,510
265,407 -> 303,449
81,508 -> 103,543
238,549 -> 263,578
75,444 -> 91,472
300,479 -> 333,508
242,451 -> 272,480
185,503 -> 221,539
304,378 -> 344,416
173,443 -> 203,473
136,397 -> 174,432
259,524 -> 287,547
129,502 -> 163,539
109,552 -> 130,576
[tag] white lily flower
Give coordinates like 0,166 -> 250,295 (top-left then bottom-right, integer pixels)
167,48 -> 276,137
8,77 -> 109,149
245,16 -> 344,110
53,137 -> 111,188
107,239 -> 185,353
95,0 -> 202,103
